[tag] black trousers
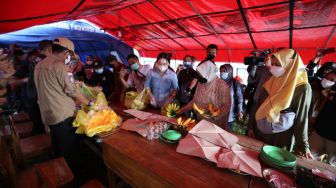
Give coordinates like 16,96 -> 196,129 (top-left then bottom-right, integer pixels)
26,103 -> 45,134
48,117 -> 81,174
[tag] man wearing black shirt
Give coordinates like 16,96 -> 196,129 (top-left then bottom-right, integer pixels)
90,60 -> 114,97
177,55 -> 198,107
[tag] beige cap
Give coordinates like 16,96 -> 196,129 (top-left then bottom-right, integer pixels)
54,37 -> 75,51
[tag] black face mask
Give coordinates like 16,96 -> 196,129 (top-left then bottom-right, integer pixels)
205,54 -> 215,61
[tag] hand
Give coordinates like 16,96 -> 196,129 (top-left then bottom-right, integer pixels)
150,94 -> 157,107
297,150 -> 314,160
22,77 -> 29,83
312,56 -> 322,64
177,107 -> 186,116
248,129 -> 255,138
0,97 -> 7,104
119,68 -> 128,78
0,88 -> 7,96
92,86 -> 103,93
237,112 -> 244,120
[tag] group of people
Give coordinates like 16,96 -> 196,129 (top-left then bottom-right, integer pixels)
0,37 -> 335,176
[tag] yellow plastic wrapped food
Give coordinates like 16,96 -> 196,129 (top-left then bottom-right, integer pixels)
131,88 -> 150,110
124,91 -> 139,109
73,92 -> 122,137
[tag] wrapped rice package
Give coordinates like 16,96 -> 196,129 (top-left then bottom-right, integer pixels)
73,90 -> 122,137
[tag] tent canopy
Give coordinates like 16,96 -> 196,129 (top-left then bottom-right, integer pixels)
0,20 -> 134,64
1,0 -> 336,63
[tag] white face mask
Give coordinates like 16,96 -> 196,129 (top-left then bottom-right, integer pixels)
321,78 -> 335,89
220,72 -> 229,80
159,65 -> 168,72
183,61 -> 192,67
108,67 -> 113,73
95,68 -> 104,74
65,55 -> 71,65
269,66 -> 285,77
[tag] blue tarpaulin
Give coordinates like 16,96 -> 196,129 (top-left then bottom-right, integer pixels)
0,20 -> 134,64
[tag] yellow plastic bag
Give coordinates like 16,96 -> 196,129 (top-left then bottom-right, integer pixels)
73,92 -> 122,137
131,88 -> 150,110
124,91 -> 139,109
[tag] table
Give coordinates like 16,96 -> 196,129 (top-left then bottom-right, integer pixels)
102,105 -> 336,187
103,129 -> 268,188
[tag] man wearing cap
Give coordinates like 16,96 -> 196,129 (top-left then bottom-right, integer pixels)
90,59 -> 114,97
34,37 -> 91,171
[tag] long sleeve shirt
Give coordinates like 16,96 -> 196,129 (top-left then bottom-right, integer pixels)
144,69 -> 179,108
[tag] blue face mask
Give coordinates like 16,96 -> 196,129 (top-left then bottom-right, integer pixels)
131,63 -> 139,71
220,72 -> 229,80
95,68 -> 104,74
183,61 -> 192,68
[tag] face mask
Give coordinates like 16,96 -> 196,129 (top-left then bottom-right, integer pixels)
269,66 -> 285,77
183,61 -> 192,68
95,68 -> 104,74
131,63 -> 139,71
65,55 -> 71,65
108,67 -> 113,73
220,72 -> 229,80
321,78 -> 335,89
159,65 -> 168,72
206,54 -> 215,61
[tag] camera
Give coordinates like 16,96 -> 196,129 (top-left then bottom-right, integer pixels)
244,49 -> 271,66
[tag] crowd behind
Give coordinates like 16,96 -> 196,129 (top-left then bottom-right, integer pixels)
0,38 -> 335,176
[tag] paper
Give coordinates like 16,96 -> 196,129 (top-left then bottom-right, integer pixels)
188,120 -> 239,148
123,109 -> 176,124
121,119 -> 149,137
177,119 -> 262,177
217,145 -> 262,177
177,134 -> 221,163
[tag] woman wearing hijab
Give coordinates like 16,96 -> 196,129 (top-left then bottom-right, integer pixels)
179,61 -> 231,129
219,64 -> 244,131
247,48 -> 313,159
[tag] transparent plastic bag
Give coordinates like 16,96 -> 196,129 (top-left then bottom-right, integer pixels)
131,88 -> 151,110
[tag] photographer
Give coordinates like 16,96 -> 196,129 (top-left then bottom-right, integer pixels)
309,71 -> 336,166
306,47 -> 335,81
244,50 -> 272,116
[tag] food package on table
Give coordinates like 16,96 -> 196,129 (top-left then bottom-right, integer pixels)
131,88 -> 150,110
192,103 -> 221,118
171,117 -> 197,134
73,92 -> 122,137
124,91 -> 140,109
161,103 -> 180,117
